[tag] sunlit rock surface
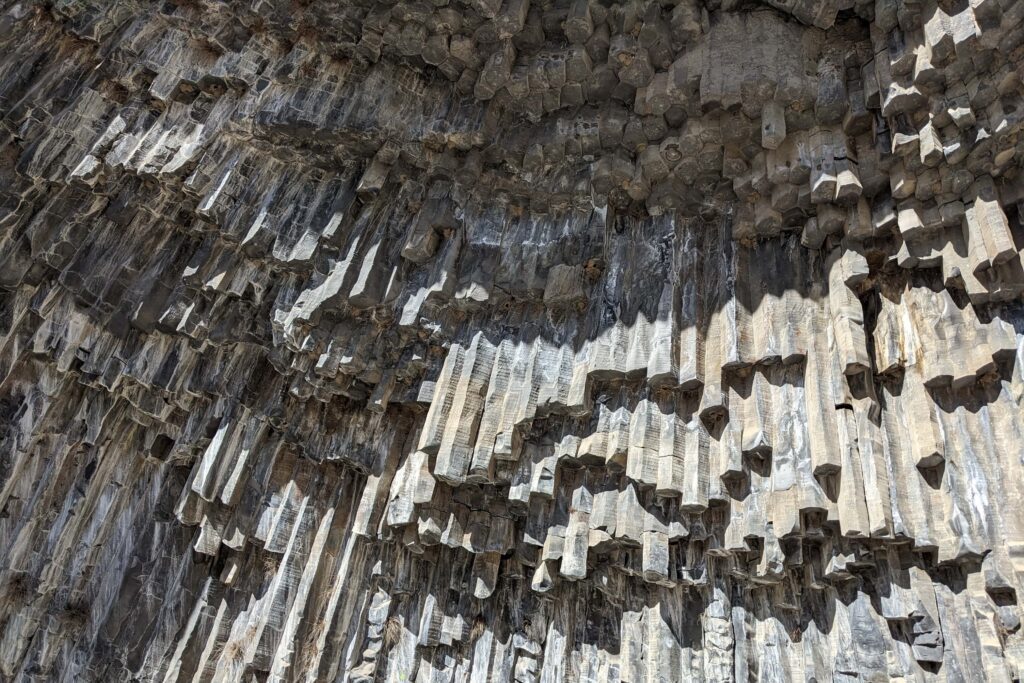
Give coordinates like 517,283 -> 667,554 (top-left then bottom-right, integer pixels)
2,0 -> 1024,680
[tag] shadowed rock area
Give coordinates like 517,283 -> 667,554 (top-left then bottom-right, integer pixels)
1,0 -> 1024,680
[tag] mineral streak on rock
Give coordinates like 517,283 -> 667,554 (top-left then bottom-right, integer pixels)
1,0 -> 1024,680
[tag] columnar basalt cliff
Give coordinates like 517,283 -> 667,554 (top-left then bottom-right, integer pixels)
1,0 -> 1024,680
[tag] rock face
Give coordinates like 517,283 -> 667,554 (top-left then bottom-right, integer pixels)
2,0 -> 1024,680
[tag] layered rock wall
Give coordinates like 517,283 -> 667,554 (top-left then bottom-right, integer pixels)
2,0 -> 1024,680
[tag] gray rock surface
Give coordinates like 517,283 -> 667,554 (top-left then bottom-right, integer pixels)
1,0 -> 1024,680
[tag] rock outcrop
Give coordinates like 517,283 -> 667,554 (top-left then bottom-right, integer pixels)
2,0 -> 1024,680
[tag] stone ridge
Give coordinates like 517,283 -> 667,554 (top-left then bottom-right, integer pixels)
1,0 -> 1024,681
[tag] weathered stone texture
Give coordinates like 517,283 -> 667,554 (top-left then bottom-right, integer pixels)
1,0 -> 1024,680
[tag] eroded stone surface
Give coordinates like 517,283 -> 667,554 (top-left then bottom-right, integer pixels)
2,0 -> 1024,680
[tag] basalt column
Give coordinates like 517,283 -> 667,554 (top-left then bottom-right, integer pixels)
2,0 -> 1024,681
